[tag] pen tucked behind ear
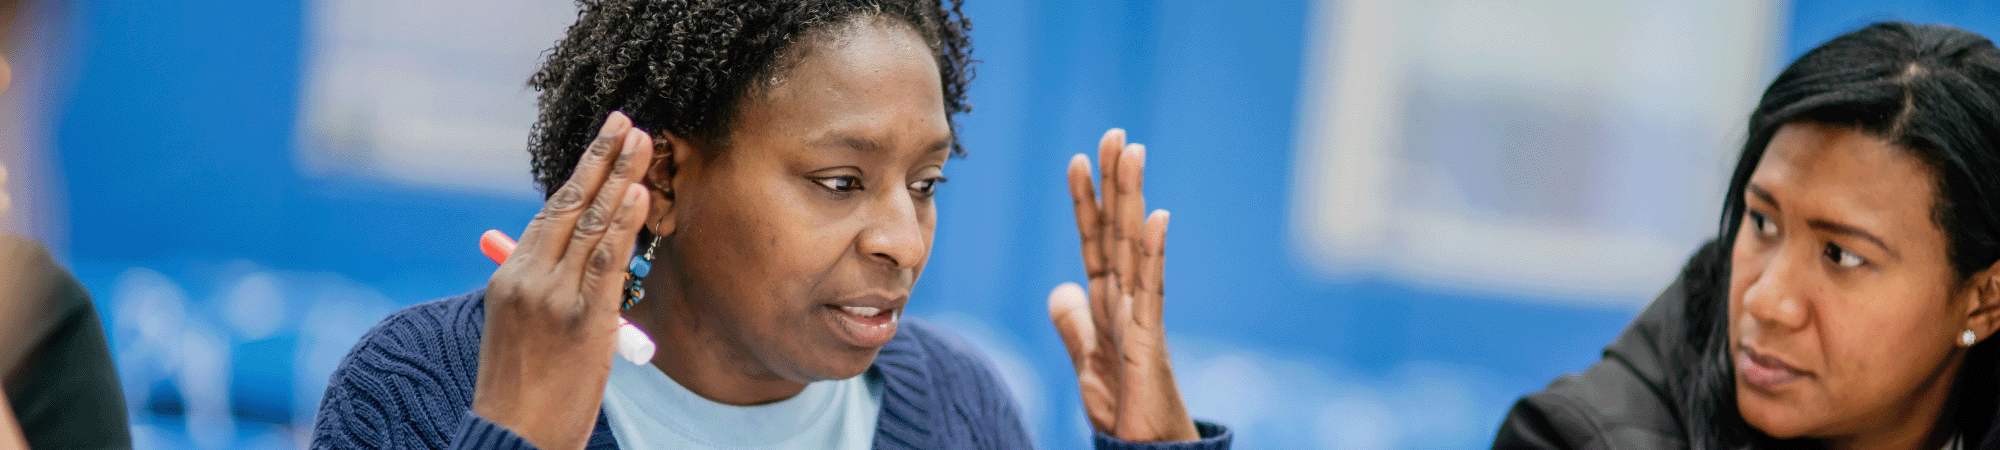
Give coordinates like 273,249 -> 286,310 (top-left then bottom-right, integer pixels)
481,229 -> 656,365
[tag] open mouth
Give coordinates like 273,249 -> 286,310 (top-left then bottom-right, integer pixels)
825,304 -> 900,348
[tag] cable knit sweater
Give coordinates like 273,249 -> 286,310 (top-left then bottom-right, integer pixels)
311,290 -> 1231,449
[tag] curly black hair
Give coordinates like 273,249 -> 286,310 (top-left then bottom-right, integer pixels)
526,0 -> 975,198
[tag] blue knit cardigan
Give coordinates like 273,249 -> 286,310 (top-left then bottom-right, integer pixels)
311,291 -> 1231,449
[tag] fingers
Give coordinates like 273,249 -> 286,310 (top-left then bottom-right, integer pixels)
1068,155 -> 1106,280
556,129 -> 653,274
578,183 -> 650,316
1093,129 -> 1125,326
1136,210 -> 1169,328
560,130 -> 655,313
1112,143 -> 1148,306
516,112 -> 632,266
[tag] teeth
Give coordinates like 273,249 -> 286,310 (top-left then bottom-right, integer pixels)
841,306 -> 883,317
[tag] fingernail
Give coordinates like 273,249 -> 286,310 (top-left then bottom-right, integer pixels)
600,111 -> 627,136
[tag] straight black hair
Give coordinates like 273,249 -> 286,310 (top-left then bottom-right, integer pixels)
1684,21 -> 2000,449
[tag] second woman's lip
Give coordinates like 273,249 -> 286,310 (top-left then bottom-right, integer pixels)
1737,344 -> 1810,391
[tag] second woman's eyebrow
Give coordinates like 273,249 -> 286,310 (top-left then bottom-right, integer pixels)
1748,184 -> 1780,210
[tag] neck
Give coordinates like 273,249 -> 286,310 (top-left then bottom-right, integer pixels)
622,282 -> 807,406
1827,355 -> 1964,450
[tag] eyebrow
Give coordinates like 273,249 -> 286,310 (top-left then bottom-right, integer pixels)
1747,184 -> 1779,210
818,135 -> 954,155
1750,183 -> 1901,260
1807,219 -> 1901,261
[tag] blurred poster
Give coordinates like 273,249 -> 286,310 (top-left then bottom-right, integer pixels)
1292,0 -> 1783,305
294,0 -> 573,197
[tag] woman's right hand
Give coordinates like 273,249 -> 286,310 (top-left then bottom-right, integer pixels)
472,112 -> 654,450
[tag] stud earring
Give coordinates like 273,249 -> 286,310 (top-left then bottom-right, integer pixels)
1963,329 -> 1979,347
623,229 -> 663,310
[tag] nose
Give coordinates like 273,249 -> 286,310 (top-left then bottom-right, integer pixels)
1741,249 -> 1813,332
856,189 -> 927,270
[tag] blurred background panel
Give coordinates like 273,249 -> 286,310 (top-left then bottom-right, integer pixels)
14,0 -> 2000,448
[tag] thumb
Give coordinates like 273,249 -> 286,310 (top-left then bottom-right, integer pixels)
1048,282 -> 1096,370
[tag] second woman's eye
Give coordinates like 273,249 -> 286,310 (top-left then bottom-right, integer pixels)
1748,211 -> 1778,237
814,176 -> 863,193
1825,242 -> 1867,268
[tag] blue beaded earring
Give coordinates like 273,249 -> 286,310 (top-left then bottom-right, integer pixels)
623,225 -> 663,310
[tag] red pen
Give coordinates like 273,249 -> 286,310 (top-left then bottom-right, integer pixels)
482,229 -> 656,365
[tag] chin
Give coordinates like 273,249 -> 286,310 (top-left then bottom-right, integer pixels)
1737,388 -> 1816,439
794,347 -> 883,381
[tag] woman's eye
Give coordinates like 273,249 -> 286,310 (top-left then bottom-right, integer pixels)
1748,211 -> 1778,237
909,177 -> 947,195
1825,243 -> 1866,268
814,176 -> 862,193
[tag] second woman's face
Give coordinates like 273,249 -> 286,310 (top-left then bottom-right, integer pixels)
662,18 -> 952,383
1728,121 -> 1969,441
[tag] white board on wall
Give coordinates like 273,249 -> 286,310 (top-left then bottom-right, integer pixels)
1290,0 -> 1786,306
294,0 -> 577,197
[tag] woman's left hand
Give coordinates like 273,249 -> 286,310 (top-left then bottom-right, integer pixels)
1048,128 -> 1201,442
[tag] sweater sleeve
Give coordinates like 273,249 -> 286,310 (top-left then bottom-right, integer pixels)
452,411 -> 544,450
1092,421 -> 1232,450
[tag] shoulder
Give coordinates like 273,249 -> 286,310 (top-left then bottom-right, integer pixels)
871,317 -> 1032,449
0,236 -> 132,449
312,290 -> 490,448
877,317 -> 1021,404
333,290 -> 488,383
882,317 -> 997,375
1493,242 -> 1722,450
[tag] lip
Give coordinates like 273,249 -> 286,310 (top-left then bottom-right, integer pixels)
1736,342 -> 1811,391
822,291 -> 907,349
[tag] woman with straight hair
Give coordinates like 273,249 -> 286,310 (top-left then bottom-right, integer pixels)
1496,21 -> 2000,450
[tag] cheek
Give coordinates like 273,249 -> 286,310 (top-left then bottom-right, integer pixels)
1726,240 -> 1762,338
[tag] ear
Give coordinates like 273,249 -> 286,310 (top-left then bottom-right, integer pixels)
1964,262 -> 2000,345
644,131 -> 694,237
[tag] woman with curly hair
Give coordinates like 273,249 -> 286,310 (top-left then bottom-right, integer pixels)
310,0 -> 1229,449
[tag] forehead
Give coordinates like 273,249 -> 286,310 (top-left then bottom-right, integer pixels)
731,17 -> 950,148
1753,121 -> 1940,235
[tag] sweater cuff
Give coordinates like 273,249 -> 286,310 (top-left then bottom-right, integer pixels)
1093,420 -> 1231,450
452,411 -> 542,450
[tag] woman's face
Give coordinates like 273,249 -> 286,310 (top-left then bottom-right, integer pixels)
1729,121 -> 1972,442
658,18 -> 950,383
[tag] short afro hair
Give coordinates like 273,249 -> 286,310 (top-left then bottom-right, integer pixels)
525,0 -> 974,198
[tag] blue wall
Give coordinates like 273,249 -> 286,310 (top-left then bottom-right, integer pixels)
39,0 -> 2000,448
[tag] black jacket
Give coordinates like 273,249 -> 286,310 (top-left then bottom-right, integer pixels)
1493,240 -> 2000,449
0,236 -> 129,449
1490,241 -> 1706,450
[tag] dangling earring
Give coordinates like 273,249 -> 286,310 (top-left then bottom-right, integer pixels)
1962,329 -> 1979,347
623,218 -> 665,310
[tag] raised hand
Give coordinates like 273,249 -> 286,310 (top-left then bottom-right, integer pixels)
1049,128 -> 1200,442
472,111 -> 653,450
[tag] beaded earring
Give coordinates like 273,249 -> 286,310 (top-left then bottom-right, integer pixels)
624,222 -> 664,310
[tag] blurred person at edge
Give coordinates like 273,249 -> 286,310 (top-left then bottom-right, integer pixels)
1496,22 -> 2000,450
309,1 -> 1228,449
0,0 -> 132,449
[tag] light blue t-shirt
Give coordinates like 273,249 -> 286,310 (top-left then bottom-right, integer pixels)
599,359 -> 883,450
